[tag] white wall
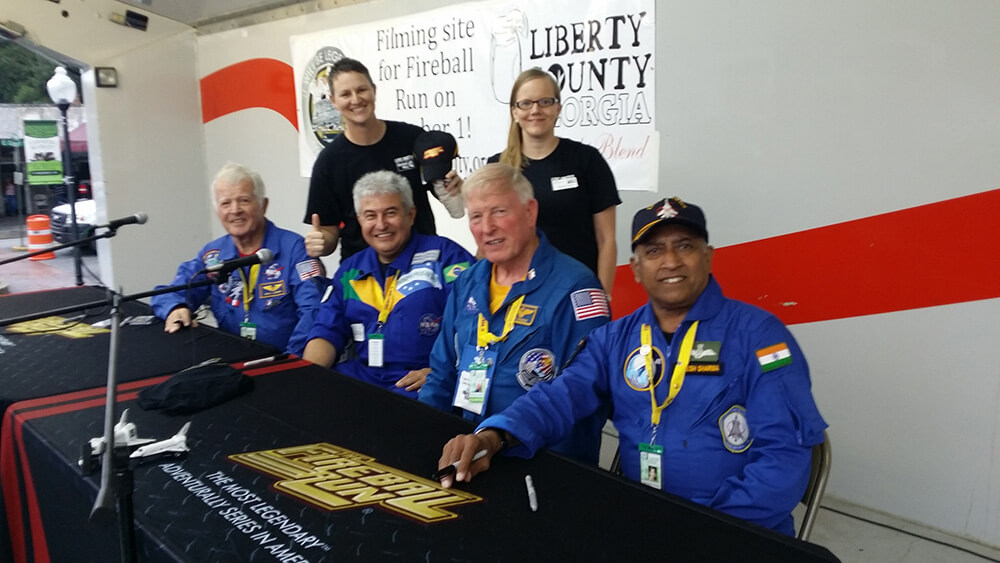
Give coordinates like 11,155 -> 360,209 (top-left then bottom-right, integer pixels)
7,0 -> 1000,548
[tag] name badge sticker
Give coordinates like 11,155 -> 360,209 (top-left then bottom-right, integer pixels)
550,175 -> 579,191
351,323 -> 365,342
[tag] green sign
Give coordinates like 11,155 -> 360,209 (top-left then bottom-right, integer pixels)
1,138 -> 23,147
23,120 -> 63,185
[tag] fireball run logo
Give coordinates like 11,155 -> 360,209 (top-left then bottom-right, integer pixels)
230,443 -> 482,523
302,46 -> 347,148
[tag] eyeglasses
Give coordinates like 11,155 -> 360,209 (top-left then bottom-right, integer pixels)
512,97 -> 559,110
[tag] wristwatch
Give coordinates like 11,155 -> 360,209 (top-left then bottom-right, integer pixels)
475,427 -> 508,452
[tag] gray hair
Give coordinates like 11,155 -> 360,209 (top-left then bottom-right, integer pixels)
462,162 -> 533,203
353,170 -> 414,213
211,162 -> 265,208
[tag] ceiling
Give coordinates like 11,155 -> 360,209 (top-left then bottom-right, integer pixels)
117,0 -> 302,27
113,0 -> 363,32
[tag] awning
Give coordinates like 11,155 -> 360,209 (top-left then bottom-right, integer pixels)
69,122 -> 87,153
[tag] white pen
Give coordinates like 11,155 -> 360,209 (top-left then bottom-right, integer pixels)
433,449 -> 488,480
242,354 -> 288,367
525,474 -> 538,512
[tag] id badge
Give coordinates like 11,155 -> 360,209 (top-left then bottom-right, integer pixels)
368,333 -> 385,367
453,345 -> 497,415
239,322 -> 257,340
639,442 -> 663,490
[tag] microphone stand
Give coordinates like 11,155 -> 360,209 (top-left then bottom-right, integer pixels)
0,226 -> 123,266
0,275 -> 223,563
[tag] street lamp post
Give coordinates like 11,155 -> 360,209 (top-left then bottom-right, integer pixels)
46,66 -> 83,286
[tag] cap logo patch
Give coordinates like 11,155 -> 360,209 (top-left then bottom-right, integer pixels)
657,202 -> 679,219
423,146 -> 445,159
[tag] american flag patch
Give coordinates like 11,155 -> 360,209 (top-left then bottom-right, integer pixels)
570,289 -> 610,321
295,259 -> 323,280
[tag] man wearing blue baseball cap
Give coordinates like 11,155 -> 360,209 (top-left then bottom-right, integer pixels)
434,196 -> 828,536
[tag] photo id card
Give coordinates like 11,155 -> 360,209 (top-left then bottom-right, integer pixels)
239,322 -> 257,340
639,442 -> 663,490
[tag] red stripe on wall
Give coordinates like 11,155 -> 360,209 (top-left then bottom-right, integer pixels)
611,188 -> 1000,325
200,58 -> 298,130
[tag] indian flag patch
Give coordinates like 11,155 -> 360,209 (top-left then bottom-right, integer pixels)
756,343 -> 792,372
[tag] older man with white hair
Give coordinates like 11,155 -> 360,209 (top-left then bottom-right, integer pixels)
152,162 -> 326,356
420,163 -> 611,464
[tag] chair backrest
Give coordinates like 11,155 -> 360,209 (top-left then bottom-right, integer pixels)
798,430 -> 832,541
609,447 -> 623,476
609,432 -> 831,541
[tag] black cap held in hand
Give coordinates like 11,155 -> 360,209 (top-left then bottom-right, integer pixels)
631,197 -> 708,249
413,131 -> 458,183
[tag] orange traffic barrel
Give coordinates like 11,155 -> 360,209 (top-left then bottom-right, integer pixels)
27,214 -> 55,260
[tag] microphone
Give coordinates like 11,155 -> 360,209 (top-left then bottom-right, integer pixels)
97,212 -> 148,230
199,248 -> 274,276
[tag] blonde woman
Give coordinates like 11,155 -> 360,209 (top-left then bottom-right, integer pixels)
490,68 -> 620,296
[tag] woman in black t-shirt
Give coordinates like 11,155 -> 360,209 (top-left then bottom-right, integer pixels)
490,68 -> 621,296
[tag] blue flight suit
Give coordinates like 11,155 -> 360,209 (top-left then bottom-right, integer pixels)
307,231 -> 473,398
479,276 -> 828,535
420,233 -> 611,464
152,220 -> 326,356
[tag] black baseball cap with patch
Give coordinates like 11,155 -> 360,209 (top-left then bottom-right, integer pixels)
413,131 -> 458,183
631,197 -> 708,249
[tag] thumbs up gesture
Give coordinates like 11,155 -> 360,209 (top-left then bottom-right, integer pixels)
305,213 -> 331,257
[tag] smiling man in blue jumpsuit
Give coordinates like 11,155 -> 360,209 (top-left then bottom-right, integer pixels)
419,163 -> 611,465
303,170 -> 472,397
152,163 -> 326,356
436,197 -> 828,536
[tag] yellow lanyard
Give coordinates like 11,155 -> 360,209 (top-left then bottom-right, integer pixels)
376,273 -> 399,327
237,264 -> 260,322
477,295 -> 526,348
643,321 -> 699,426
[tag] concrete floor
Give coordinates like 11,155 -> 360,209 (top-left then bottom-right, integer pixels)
2,214 -> 998,563
0,245 -> 101,294
596,425 -> 1000,563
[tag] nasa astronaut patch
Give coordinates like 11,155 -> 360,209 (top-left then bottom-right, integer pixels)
516,348 -> 556,390
719,405 -> 752,453
418,313 -> 441,336
464,296 -> 479,313
264,263 -> 283,281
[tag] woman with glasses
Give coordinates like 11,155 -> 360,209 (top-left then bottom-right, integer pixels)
490,68 -> 621,297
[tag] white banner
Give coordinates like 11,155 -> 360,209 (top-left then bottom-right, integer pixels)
291,0 -> 656,191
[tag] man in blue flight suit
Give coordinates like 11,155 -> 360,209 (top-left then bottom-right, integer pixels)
419,163 -> 611,465
303,171 -> 473,397
152,163 -> 325,356
435,197 -> 828,536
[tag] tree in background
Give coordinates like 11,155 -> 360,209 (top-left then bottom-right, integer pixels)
0,39 -> 81,104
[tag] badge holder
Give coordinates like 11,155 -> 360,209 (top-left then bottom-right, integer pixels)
368,333 -> 385,367
453,346 -> 497,415
639,442 -> 663,490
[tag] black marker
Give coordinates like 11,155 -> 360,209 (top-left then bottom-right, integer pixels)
433,449 -> 488,480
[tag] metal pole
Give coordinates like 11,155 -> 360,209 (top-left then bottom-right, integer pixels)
58,101 -> 83,286
13,141 -> 25,247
